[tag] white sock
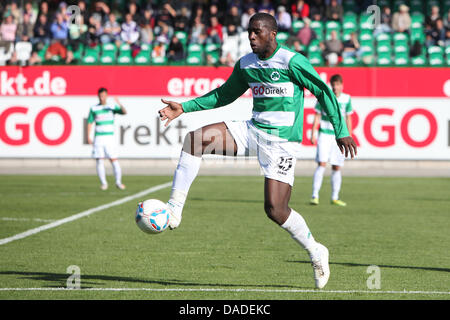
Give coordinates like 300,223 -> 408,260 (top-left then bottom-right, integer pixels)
111,160 -> 122,185
331,169 -> 342,200
281,209 -> 318,255
170,151 -> 202,206
312,166 -> 325,198
96,159 -> 107,186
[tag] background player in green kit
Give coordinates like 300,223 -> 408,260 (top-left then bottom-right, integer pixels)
87,87 -> 127,191
158,13 -> 357,289
310,74 -> 353,206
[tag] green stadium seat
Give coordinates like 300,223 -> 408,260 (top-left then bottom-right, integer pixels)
394,43 -> 409,54
342,55 -> 358,66
428,46 -> 445,66
359,30 -> 373,42
102,42 -> 117,54
410,29 -> 425,43
276,32 -> 289,44
377,52 -> 392,66
411,54 -> 427,66
292,19 -> 305,33
68,44 -> 84,61
309,52 -> 323,66
410,0 -> 424,14
310,21 -> 324,41
343,0 -> 357,13
394,52 -> 409,66
186,51 -> 204,65
307,40 -> 321,54
359,14 -> 373,31
393,32 -> 409,45
151,55 -> 168,65
325,21 -> 341,34
117,43 -> 132,65
174,31 -> 188,46
392,0 -> 407,12
360,40 -> 375,55
100,51 -> 116,64
81,45 -> 100,64
134,50 -> 151,65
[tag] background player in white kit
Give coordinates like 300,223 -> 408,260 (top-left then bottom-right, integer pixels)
87,87 -> 127,190
310,74 -> 353,206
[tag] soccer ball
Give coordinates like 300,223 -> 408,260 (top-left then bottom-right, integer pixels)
135,199 -> 170,234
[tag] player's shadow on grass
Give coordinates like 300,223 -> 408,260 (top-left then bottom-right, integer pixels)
0,271 -> 310,289
286,260 -> 450,273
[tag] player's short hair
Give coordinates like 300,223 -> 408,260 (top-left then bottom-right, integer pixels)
98,87 -> 108,94
330,74 -> 343,84
249,12 -> 278,33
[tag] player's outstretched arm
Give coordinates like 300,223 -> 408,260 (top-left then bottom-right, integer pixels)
336,136 -> 357,159
114,97 -> 127,114
158,99 -> 184,127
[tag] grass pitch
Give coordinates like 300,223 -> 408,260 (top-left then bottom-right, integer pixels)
0,174 -> 449,300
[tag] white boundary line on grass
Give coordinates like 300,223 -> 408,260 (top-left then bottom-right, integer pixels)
0,287 -> 449,295
0,182 -> 172,246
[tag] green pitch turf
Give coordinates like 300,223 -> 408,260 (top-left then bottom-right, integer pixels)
0,175 -> 449,300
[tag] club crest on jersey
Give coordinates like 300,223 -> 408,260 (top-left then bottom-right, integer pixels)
270,71 -> 280,81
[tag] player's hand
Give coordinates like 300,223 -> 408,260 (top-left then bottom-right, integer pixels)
114,97 -> 121,104
310,133 -> 317,145
158,99 -> 184,127
336,136 -> 357,159
87,137 -> 93,145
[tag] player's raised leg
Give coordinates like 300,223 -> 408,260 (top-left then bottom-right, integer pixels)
167,122 -> 238,229
264,178 -> 330,288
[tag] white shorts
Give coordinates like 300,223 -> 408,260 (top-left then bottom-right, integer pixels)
92,136 -> 118,159
316,133 -> 344,166
225,120 -> 301,186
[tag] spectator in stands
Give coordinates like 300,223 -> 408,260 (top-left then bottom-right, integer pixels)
167,35 -> 184,62
155,3 -> 175,38
392,4 -> 411,34
190,5 -> 206,27
325,0 -> 343,22
409,40 -> 423,58
139,9 -> 154,44
156,23 -> 171,44
426,18 -> 446,47
276,6 -> 292,32
342,32 -> 361,60
87,15 -> 103,46
374,6 -> 393,37
151,40 -> 166,59
38,1 -> 49,20
76,0 -> 90,24
102,13 -> 122,44
445,29 -> 450,47
425,5 -> 441,29
68,14 -> 87,52
45,39 -> 73,64
206,16 -> 223,44
189,15 -> 207,44
120,13 -> 140,45
241,6 -> 256,30
320,30 -> 343,66
296,17 -> 316,46
0,12 -> 16,53
310,0 -> 326,21
9,1 -> 20,24
128,2 -> 141,23
20,1 -> 37,26
220,25 -> 239,67
174,6 -> 190,32
291,0 -> 310,20
258,0 -> 275,16
16,11 -> 34,42
207,3 -> 223,25
50,13 -> 69,44
224,5 -> 241,32
33,13 -> 51,46
91,1 -> 110,24
444,9 -> 450,29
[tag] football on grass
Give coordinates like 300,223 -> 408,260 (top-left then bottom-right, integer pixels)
135,199 -> 169,234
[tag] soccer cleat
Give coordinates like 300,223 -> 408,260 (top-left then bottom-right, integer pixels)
100,184 -> 108,190
331,199 -> 347,206
116,183 -> 126,190
166,200 -> 183,229
310,197 -> 319,205
310,243 -> 330,289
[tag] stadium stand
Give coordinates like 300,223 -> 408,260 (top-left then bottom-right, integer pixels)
0,0 -> 448,67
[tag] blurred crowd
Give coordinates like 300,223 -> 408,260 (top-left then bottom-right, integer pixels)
0,0 -> 449,66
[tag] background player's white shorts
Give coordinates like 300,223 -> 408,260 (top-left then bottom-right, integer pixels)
92,136 -> 118,159
225,120 -> 301,186
316,133 -> 344,166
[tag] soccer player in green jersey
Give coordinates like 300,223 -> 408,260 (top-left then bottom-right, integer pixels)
158,13 -> 357,289
87,87 -> 127,191
310,74 -> 353,206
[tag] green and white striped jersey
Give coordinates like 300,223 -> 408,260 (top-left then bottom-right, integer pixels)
182,43 -> 349,142
87,103 -> 124,136
315,92 -> 353,135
